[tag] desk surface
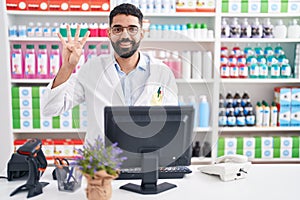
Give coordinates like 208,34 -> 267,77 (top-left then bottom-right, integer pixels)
1,164 -> 299,200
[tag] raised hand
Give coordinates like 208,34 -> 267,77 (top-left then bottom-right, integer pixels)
57,23 -> 90,70
52,24 -> 90,89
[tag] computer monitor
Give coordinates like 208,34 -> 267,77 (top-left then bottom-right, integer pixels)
104,106 -> 194,194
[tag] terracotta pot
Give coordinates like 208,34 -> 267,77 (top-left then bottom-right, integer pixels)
84,170 -> 118,200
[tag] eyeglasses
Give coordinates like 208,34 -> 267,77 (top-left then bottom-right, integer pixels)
111,25 -> 140,36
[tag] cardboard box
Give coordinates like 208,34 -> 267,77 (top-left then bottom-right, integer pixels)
291,106 -> 300,126
291,87 -> 300,106
274,87 -> 291,107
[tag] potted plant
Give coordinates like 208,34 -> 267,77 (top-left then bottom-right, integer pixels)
75,136 -> 126,200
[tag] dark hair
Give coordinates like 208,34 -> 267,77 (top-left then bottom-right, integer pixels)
109,3 -> 143,27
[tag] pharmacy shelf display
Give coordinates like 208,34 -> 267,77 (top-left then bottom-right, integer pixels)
1,0 -> 300,164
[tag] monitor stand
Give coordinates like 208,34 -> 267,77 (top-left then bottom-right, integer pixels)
119,151 -> 177,194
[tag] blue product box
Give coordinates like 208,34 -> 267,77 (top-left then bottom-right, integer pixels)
278,105 -> 291,127
291,106 -> 300,126
291,88 -> 300,106
274,87 -> 291,107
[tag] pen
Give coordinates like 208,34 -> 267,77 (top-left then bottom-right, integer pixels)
157,87 -> 161,98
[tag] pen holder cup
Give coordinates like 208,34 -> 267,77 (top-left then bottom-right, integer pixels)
55,165 -> 82,192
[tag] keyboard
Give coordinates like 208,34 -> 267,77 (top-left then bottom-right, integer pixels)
117,166 -> 192,180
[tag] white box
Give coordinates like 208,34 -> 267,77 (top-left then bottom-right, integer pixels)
268,0 -> 281,13
261,148 -> 273,159
20,108 -> 32,119
21,119 -> 32,129
261,137 -> 273,149
243,137 -> 255,149
288,2 -> 300,13
224,137 -> 237,149
20,98 -> 32,109
291,106 -> 300,126
281,137 -> 293,149
19,87 -> 32,99
280,149 -> 292,158
248,0 -> 261,13
228,0 -> 241,13
224,148 -> 237,155
41,118 -> 53,129
243,149 -> 255,159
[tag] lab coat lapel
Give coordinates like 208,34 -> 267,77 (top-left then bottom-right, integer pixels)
104,57 -> 125,105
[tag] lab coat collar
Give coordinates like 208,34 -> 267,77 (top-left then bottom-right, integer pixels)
112,52 -> 148,75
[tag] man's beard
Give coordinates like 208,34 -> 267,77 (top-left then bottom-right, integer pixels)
111,38 -> 140,58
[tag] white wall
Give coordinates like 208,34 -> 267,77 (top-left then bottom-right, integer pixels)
0,1 -> 14,173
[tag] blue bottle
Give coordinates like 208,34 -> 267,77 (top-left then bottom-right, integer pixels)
199,95 -> 210,127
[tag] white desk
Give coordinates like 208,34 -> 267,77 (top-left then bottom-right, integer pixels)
1,164 -> 299,200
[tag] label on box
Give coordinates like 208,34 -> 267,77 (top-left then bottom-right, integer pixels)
288,2 -> 300,13
268,0 -> 281,13
279,106 -> 291,126
261,137 -> 273,149
281,137 -> 293,149
261,148 -> 273,159
243,137 -> 255,149
248,0 -> 261,13
291,106 -> 300,126
228,0 -> 241,13
244,149 -> 255,158
224,137 -> 237,149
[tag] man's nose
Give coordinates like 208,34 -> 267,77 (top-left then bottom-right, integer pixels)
120,28 -> 130,38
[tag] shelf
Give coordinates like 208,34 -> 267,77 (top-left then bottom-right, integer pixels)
144,38 -> 215,42
7,10 -> 215,17
221,13 -> 300,18
11,79 -> 53,84
219,127 -> 300,132
144,12 -> 216,17
194,127 -> 212,132
220,78 -> 300,84
250,158 -> 300,163
176,79 -> 214,83
221,38 -> 300,43
7,10 -> 110,16
13,129 -> 86,133
9,37 -> 110,42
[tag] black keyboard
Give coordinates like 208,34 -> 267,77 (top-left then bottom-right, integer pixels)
117,166 -> 192,180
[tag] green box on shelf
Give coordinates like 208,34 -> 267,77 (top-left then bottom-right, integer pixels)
281,0 -> 288,13
237,137 -> 244,150
13,119 -> 20,129
255,148 -> 262,158
255,136 -> 262,149
222,0 -> 229,12
11,87 -> 19,98
273,148 -> 280,158
273,136 -> 281,149
12,98 -> 20,109
261,0 -> 268,13
12,109 -> 20,120
31,86 -> 40,98
32,98 -> 40,109
52,116 -> 60,128
292,136 -> 300,149
32,109 -> 40,129
218,137 -> 225,150
72,105 -> 80,129
292,148 -> 299,158
241,0 -> 248,13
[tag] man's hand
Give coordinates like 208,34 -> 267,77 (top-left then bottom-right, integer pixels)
57,23 -> 90,70
51,24 -> 90,89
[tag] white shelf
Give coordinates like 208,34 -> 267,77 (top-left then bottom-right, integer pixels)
194,127 -> 212,132
144,38 -> 215,42
221,38 -> 300,43
7,10 -> 110,16
221,13 -> 300,18
220,78 -> 300,84
219,127 -> 300,132
250,158 -> 300,163
176,79 -> 214,83
191,157 -> 212,165
7,10 -> 216,17
11,79 -> 52,84
13,129 -> 86,133
9,37 -> 110,42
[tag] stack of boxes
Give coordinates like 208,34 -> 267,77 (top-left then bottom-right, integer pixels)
12,86 -> 88,130
218,136 -> 300,159
14,139 -> 84,163
222,0 -> 300,13
274,86 -> 300,127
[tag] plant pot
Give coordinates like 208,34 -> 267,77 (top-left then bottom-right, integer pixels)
84,170 -> 118,200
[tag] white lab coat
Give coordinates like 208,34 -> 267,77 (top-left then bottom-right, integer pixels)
41,52 -> 178,143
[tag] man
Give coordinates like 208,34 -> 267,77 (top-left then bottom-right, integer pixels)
42,3 -> 178,143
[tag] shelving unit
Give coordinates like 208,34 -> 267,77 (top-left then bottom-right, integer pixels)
1,1 -> 300,169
